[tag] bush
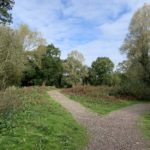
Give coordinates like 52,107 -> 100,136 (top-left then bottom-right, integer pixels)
63,85 -> 116,100
0,86 -> 23,134
0,26 -> 25,90
117,80 -> 150,100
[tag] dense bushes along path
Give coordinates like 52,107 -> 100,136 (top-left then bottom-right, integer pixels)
48,90 -> 150,150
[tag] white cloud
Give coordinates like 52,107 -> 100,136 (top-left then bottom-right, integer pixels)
12,0 -> 150,67
73,39 -> 126,67
69,0 -> 150,66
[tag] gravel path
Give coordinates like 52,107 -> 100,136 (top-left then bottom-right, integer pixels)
48,90 -> 150,150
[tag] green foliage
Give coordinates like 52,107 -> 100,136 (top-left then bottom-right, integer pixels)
0,87 -> 87,149
0,86 -> 23,135
68,50 -> 85,63
89,57 -> 114,85
0,0 -> 15,24
117,76 -> 150,99
63,85 -> 139,115
119,4 -> 150,100
42,44 -> 63,86
18,24 -> 46,51
62,50 -> 88,87
117,61 -> 130,73
21,44 -> 63,87
0,26 -> 25,90
111,72 -> 121,86
33,45 -> 47,68
21,58 -> 42,86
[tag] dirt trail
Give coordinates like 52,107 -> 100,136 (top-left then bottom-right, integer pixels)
48,90 -> 150,150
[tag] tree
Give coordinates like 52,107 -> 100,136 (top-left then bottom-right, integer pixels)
0,0 -> 15,24
89,57 -> 114,85
21,44 -> 63,87
33,45 -> 47,69
17,25 -> 46,86
41,44 -> 63,86
62,50 -> 88,87
119,4 -> 150,99
68,50 -> 85,63
0,26 -> 25,89
17,24 -> 46,51
21,57 -> 42,86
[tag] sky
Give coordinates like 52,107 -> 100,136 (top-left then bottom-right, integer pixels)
12,0 -> 150,66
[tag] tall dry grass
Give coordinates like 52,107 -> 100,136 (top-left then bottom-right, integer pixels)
63,85 -> 119,101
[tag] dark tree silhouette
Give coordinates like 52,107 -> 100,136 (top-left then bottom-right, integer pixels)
0,0 -> 15,24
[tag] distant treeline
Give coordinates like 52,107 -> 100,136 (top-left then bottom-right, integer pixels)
0,24 -> 117,88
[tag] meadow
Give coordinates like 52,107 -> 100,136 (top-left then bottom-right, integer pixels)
0,86 -> 87,150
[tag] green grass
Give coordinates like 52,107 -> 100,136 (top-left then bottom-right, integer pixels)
138,113 -> 150,142
67,95 -> 138,115
63,85 -> 139,115
0,87 -> 88,150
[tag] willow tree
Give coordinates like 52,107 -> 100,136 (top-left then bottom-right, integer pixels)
63,50 -> 88,87
17,24 -> 46,51
120,4 -> 150,99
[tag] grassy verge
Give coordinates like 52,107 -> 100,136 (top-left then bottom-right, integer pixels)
138,113 -> 150,142
67,95 -> 138,115
0,86 -> 87,150
63,85 -> 139,115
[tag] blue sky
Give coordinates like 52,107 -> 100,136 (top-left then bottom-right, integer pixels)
12,0 -> 150,66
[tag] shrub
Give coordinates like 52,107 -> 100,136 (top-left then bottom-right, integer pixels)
0,86 -> 22,134
63,85 -> 117,101
118,81 -> 150,100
